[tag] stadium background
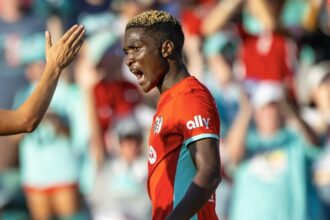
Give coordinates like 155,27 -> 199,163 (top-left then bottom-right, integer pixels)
0,0 -> 329,219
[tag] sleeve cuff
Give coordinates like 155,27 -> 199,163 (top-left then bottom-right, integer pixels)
183,133 -> 219,147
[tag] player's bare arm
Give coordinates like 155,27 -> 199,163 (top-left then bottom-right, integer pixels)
166,138 -> 222,220
0,24 -> 85,135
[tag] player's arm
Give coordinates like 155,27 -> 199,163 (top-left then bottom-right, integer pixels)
166,138 -> 221,220
0,25 -> 85,136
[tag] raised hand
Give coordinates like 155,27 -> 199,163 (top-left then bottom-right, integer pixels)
45,24 -> 86,70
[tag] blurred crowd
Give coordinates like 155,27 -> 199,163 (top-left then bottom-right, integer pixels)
0,0 -> 329,220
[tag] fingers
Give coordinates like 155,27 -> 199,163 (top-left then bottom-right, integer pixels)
66,25 -> 85,48
70,27 -> 86,49
60,24 -> 79,42
45,24 -> 85,69
72,42 -> 84,57
45,30 -> 52,52
60,38 -> 84,68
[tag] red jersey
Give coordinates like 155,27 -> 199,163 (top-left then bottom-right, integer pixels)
148,76 -> 220,220
93,80 -> 141,132
237,25 -> 294,83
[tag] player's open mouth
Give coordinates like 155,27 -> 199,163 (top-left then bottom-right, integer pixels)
131,69 -> 145,85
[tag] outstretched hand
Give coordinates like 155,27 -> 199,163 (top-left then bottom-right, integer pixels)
45,24 -> 86,70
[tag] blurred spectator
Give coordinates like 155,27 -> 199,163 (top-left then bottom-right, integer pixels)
225,83 -> 318,220
76,0 -> 116,38
92,41 -> 142,134
203,31 -> 240,139
154,0 -> 181,18
2,1 -> 330,220
110,0 -> 154,35
76,36 -> 143,168
299,61 -> 330,220
313,150 -> 330,220
181,0 -> 216,79
62,62 -> 92,201
202,0 -> 296,98
0,1 -> 45,217
202,31 -> 240,220
281,0 -> 309,37
31,0 -> 75,26
0,0 -> 45,108
300,62 -> 330,138
76,0 -> 111,13
13,54 -> 85,219
90,116 -> 150,220
299,0 -> 330,65
0,157 -> 24,219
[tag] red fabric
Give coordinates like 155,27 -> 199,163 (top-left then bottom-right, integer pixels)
198,0 -> 216,5
236,25 -> 296,100
237,25 -> 294,82
24,184 -> 77,194
239,24 -> 293,82
181,1 -> 216,36
93,80 -> 141,132
181,9 -> 203,36
148,76 -> 220,220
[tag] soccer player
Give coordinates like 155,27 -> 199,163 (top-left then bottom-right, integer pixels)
0,24 -> 85,135
123,10 -> 222,220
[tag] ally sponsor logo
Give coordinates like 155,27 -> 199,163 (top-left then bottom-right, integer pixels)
186,115 -> 210,130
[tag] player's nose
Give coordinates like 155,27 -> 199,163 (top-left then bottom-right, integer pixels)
125,53 -> 135,67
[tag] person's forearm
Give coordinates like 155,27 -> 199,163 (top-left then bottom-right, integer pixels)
303,0 -> 323,31
84,87 -> 106,167
16,63 -> 62,132
0,25 -> 85,135
166,169 -> 221,220
226,108 -> 251,164
249,0 -> 277,32
201,0 -> 243,36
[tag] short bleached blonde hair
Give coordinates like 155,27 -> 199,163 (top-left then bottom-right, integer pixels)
126,10 -> 180,28
126,10 -> 184,54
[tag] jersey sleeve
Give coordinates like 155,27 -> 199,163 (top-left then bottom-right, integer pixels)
173,90 -> 220,147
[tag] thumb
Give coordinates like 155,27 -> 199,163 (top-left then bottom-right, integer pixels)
45,30 -> 52,52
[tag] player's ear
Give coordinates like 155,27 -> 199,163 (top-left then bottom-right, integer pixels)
161,40 -> 174,58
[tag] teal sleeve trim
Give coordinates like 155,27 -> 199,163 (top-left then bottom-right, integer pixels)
183,134 -> 219,148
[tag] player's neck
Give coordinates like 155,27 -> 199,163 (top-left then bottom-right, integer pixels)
157,61 -> 190,94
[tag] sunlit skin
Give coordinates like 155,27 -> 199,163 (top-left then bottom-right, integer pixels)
123,27 -> 189,93
0,25 -> 85,135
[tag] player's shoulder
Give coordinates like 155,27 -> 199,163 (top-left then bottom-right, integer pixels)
185,76 -> 209,91
175,77 -> 215,104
